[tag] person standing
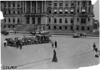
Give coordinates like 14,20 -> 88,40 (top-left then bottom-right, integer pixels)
51,40 -> 54,48
93,43 -> 96,51
55,41 -> 57,48
52,50 -> 58,62
4,39 -> 7,47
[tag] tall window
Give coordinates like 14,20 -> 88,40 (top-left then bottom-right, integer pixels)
49,10 -> 51,14
71,19 -> 73,23
76,26 -> 79,30
65,9 -> 68,14
65,18 -> 67,23
88,7 -> 91,13
4,18 -> 6,22
18,18 -> 20,23
54,18 -> 57,23
48,7 -> 52,14
13,18 -> 15,23
13,11 -> 15,14
4,25 -> 6,28
4,11 -> 6,14
49,18 -> 51,22
38,18 -> 41,24
59,18 -> 62,23
81,26 -> 85,30
54,26 -> 56,29
8,10 -> 10,14
78,1 -> 80,5
4,4 -> 6,7
13,2 -> 15,7
65,3 -> 68,6
70,26 -> 73,30
8,25 -> 10,28
77,8 -> 79,13
8,2 -> 10,7
89,1 -> 91,5
87,27 -> 90,30
27,17 -> 29,24
81,18 -> 86,24
32,18 -> 35,24
59,26 -> 62,29
59,2 -> 63,6
54,9 -> 57,14
18,11 -> 20,14
71,3 -> 74,6
65,26 -> 67,29
88,18 -> 90,21
77,18 -> 79,21
48,26 -> 50,29
18,4 -> 20,7
13,25 -> 15,28
70,8 -> 74,14
54,3 -> 57,6
59,9 -> 63,14
8,18 -> 10,22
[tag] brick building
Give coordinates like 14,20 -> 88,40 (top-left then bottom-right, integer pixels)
0,0 -> 94,32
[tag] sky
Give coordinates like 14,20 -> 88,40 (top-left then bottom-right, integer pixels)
93,0 -> 100,22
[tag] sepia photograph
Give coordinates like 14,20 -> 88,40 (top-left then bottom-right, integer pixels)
0,0 -> 99,69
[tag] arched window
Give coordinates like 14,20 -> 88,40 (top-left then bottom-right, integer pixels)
48,7 -> 52,14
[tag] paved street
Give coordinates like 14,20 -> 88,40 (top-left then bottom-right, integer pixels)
1,34 -> 99,69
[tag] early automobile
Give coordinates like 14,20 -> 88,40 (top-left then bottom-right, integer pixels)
73,33 -> 80,38
1,30 -> 9,35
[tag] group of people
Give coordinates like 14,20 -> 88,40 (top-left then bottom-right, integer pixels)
51,40 -> 58,48
93,43 -> 100,58
4,37 -> 23,50
4,35 -> 51,50
50,40 -> 58,62
51,42 -> 100,63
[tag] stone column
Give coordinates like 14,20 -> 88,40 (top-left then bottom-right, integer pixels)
45,0 -> 46,13
42,1 -> 43,13
30,1 -> 32,13
35,17 -> 37,24
30,17 -> 32,24
25,1 -> 26,13
36,1 -> 37,13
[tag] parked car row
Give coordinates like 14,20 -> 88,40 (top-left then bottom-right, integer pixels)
73,33 -> 86,38
4,34 -> 51,47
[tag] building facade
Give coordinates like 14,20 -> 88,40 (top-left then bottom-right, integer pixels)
0,0 -> 94,32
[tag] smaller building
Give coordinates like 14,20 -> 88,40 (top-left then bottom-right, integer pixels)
93,19 -> 99,29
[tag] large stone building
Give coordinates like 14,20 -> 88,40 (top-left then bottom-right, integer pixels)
0,0 -> 94,32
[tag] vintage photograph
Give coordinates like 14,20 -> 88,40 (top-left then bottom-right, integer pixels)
0,0 -> 100,69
